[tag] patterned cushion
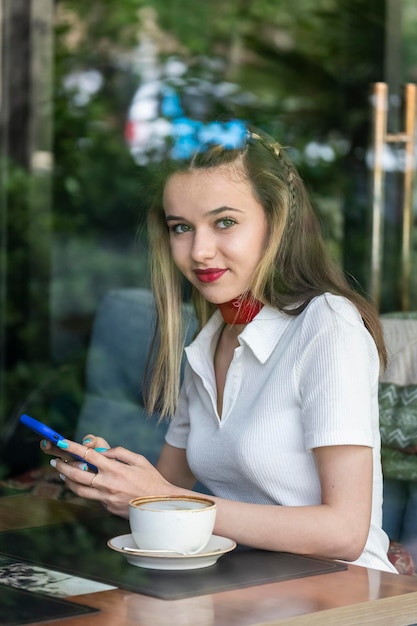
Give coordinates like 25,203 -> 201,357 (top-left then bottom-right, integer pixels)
379,383 -> 417,449
379,382 -> 417,481
379,317 -> 417,481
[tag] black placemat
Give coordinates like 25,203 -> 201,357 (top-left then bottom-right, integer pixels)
0,516 -> 346,600
0,584 -> 98,625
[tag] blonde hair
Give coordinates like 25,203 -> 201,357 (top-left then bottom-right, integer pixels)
145,126 -> 386,419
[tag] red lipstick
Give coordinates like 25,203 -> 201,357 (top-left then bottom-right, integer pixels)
194,269 -> 227,283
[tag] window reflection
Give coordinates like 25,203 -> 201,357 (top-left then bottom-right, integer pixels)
2,1 -> 416,479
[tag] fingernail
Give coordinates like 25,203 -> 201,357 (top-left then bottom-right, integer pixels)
94,447 -> 108,452
59,473 -> 66,482
50,459 -> 57,468
41,439 -> 48,448
83,438 -> 92,445
56,440 -> 69,450
82,463 -> 88,471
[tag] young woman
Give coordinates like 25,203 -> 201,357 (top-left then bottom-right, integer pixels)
43,126 -> 397,573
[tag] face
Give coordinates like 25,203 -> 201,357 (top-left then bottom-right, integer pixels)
163,166 -> 268,304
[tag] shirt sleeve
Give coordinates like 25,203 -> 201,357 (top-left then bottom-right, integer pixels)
165,362 -> 192,449
297,295 -> 379,451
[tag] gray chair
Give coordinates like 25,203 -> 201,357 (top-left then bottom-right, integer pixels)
75,288 -> 196,465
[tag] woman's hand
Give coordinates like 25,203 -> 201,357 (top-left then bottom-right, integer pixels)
79,434 -> 111,450
40,433 -> 111,461
47,438 -> 180,518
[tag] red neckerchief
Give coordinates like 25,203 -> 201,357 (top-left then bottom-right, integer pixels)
218,295 -> 263,325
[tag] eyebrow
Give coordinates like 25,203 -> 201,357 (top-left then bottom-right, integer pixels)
165,206 -> 243,222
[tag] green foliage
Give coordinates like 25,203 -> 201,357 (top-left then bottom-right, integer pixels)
53,7 -> 144,235
52,0 -> 386,242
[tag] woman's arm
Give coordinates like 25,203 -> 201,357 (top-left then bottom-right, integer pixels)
210,444 -> 372,561
45,439 -> 372,561
156,442 -> 372,561
156,443 -> 196,488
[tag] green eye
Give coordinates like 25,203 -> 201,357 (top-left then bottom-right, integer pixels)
172,223 -> 191,234
217,218 -> 236,229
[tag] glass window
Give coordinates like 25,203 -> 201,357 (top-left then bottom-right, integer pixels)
1,0 -> 416,477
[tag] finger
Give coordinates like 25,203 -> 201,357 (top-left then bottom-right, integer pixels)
75,461 -> 91,471
40,440 -> 79,463
40,440 -> 65,456
55,439 -> 110,472
88,473 -> 99,488
81,434 -> 97,446
55,460 -> 90,474
82,434 -> 110,449
50,459 -> 105,504
50,458 -> 100,486
104,446 -> 148,466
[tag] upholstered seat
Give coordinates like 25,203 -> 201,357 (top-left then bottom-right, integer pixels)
380,313 -> 417,575
75,288 -> 196,463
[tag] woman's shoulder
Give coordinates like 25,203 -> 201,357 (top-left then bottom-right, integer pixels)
297,293 -> 378,366
303,292 -> 363,328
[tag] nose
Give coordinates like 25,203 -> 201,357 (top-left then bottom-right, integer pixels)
190,228 -> 216,263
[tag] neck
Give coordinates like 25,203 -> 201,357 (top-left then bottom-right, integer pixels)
218,295 -> 263,325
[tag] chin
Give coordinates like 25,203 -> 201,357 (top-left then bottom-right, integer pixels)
194,282 -> 244,305
206,294 -> 241,306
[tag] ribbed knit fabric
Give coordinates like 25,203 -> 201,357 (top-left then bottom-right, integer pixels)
166,293 -> 396,573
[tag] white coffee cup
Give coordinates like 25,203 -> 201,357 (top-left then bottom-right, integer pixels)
128,495 -> 217,554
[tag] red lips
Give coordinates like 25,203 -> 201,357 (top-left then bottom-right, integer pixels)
194,269 -> 227,283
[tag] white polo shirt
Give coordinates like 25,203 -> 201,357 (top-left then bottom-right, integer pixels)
166,293 -> 396,573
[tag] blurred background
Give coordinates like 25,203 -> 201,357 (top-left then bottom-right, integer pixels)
1,0 -> 416,478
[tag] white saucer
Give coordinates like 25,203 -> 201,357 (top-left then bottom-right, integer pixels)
107,533 -> 237,570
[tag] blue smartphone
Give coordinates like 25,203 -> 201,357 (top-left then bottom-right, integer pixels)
19,414 -> 98,473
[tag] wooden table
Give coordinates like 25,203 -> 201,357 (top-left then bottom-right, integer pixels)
1,493 -> 417,626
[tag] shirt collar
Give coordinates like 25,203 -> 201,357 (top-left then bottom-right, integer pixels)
186,305 -> 293,364
238,306 -> 293,363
